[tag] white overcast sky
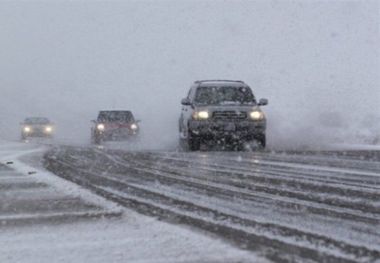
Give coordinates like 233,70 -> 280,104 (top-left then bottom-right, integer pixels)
0,0 -> 379,147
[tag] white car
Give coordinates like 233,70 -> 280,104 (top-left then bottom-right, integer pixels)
21,117 -> 54,140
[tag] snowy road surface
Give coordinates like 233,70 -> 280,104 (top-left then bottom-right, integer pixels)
0,142 -> 121,226
0,141 -> 264,263
44,145 -> 380,263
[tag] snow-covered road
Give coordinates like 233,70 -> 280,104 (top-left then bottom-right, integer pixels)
0,141 -> 264,263
45,145 -> 380,263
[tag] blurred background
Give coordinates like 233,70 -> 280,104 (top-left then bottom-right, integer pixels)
0,0 -> 379,149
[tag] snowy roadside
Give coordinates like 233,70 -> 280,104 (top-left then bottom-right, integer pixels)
328,143 -> 380,151
0,216 -> 263,263
0,140 -> 264,263
3,145 -> 122,213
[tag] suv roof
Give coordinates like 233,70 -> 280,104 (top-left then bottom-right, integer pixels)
194,80 -> 248,88
195,80 -> 245,84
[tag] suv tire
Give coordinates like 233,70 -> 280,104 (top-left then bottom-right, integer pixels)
256,134 -> 266,149
188,137 -> 201,151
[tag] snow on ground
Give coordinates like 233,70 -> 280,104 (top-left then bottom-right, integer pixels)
0,215 -> 264,263
0,140 -> 265,263
329,143 -> 380,151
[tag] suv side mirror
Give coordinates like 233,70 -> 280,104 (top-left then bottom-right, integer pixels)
181,98 -> 192,106
258,98 -> 268,106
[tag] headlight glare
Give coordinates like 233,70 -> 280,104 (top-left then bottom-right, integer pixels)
250,111 -> 264,120
131,124 -> 138,130
24,126 -> 31,133
193,111 -> 209,120
45,126 -> 53,133
97,124 -> 105,131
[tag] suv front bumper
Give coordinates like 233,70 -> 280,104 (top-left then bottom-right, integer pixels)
188,120 -> 266,140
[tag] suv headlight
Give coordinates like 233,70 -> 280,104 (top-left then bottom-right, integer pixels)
97,124 -> 105,131
131,124 -> 138,130
250,111 -> 265,120
24,126 -> 31,133
192,111 -> 209,120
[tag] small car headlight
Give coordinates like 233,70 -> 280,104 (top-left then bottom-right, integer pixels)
193,111 -> 209,120
24,126 -> 31,133
131,124 -> 138,130
97,124 -> 105,131
45,126 -> 53,133
250,111 -> 264,120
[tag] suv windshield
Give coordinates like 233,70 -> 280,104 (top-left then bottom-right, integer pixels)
98,111 -> 134,123
194,86 -> 256,105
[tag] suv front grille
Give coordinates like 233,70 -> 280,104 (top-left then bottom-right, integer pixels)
212,111 -> 247,120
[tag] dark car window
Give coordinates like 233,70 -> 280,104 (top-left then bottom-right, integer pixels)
194,86 -> 256,105
97,111 -> 134,123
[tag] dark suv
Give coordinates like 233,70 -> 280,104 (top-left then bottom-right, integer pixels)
91,110 -> 140,144
179,80 -> 268,150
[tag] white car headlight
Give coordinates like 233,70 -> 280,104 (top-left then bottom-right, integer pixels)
193,111 -> 209,120
24,126 -> 31,133
45,126 -> 53,133
97,124 -> 105,131
250,111 -> 264,120
131,124 -> 138,130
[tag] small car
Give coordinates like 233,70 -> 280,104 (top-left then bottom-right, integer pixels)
91,110 -> 140,144
21,117 -> 54,140
179,80 -> 268,150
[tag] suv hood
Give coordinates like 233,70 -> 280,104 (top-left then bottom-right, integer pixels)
194,105 -> 261,113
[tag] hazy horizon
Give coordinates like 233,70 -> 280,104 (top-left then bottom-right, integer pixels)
0,0 -> 379,149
